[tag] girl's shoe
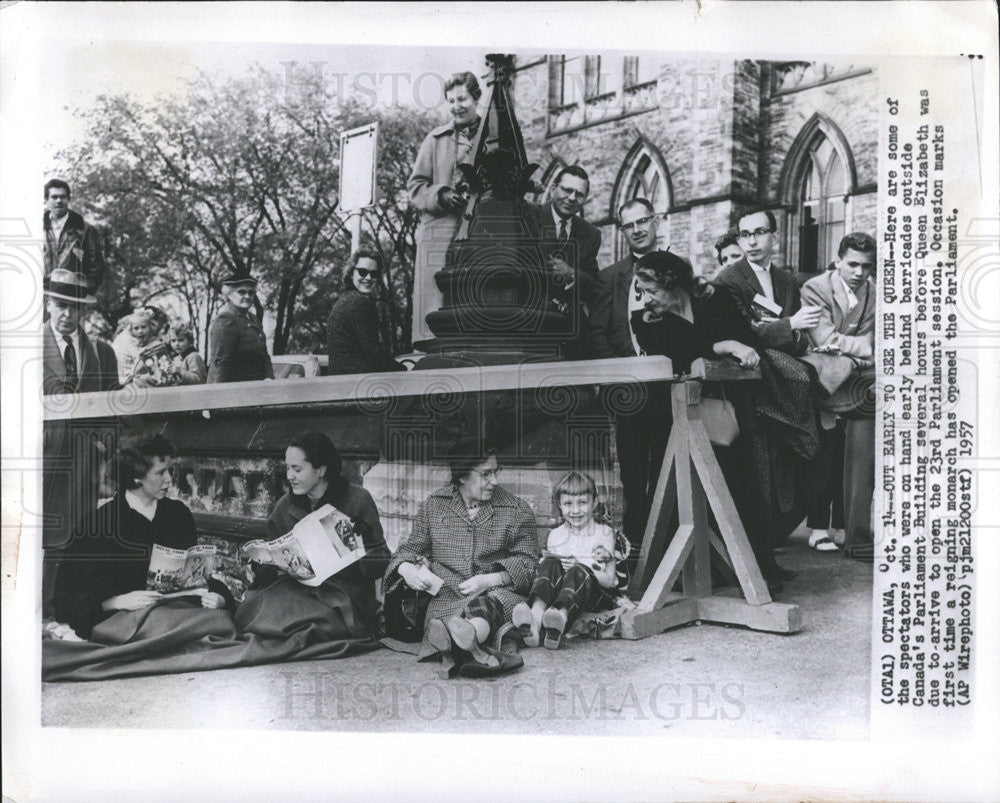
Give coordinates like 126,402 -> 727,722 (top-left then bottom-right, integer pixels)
512,602 -> 539,647
541,607 -> 569,650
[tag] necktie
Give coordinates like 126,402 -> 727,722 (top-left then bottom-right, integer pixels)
63,335 -> 78,393
559,219 -> 569,243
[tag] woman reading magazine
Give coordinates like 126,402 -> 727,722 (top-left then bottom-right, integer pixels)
42,432 -> 389,681
237,431 -> 391,640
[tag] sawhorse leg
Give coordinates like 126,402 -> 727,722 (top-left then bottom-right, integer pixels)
621,380 -> 802,638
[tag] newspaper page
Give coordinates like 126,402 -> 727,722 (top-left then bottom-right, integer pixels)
2,2 -> 998,801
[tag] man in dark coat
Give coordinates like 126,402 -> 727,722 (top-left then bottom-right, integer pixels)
42,269 -> 118,395
712,207 -> 820,356
41,269 -> 118,615
43,179 -> 106,294
588,198 -> 678,561
528,165 -> 602,358
207,273 -> 274,383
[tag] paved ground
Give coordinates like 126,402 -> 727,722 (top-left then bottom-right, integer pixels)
41,527 -> 872,738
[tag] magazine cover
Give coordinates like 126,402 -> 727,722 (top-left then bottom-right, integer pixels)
146,543 -> 218,593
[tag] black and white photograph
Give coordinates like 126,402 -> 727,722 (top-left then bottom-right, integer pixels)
2,3 -> 998,801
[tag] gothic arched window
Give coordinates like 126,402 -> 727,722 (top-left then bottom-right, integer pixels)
610,138 -> 672,261
781,114 -> 856,274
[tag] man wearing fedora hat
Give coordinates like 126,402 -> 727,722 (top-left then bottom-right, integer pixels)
207,272 -> 274,383
43,269 -> 118,395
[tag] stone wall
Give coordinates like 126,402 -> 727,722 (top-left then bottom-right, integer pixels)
512,56 -> 878,277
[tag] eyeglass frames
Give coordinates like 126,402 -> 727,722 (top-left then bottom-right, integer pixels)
620,214 -> 658,232
738,227 -> 773,241
355,268 -> 380,278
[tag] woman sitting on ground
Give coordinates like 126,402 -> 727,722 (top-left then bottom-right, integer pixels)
327,249 -> 405,375
382,438 -> 538,678
52,434 -> 226,640
238,431 -> 390,640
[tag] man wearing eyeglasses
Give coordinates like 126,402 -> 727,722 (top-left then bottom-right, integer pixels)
589,198 -> 676,558
589,198 -> 664,360
531,166 -> 602,357
713,208 -> 820,356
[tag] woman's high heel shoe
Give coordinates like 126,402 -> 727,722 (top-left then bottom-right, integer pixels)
427,618 -> 459,679
444,616 -> 499,668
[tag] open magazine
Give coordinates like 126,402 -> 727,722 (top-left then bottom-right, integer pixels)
146,543 -> 218,598
241,504 -> 365,587
146,538 -> 252,602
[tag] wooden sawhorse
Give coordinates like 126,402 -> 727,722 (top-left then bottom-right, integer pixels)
620,365 -> 802,638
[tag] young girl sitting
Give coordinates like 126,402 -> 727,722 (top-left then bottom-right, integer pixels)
512,471 -> 617,649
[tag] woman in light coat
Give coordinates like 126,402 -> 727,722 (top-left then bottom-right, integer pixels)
407,71 -> 482,343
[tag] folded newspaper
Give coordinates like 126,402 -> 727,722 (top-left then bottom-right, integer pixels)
241,504 -> 365,587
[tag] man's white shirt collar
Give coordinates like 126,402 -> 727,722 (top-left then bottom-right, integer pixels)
836,273 -> 859,311
551,206 -> 574,234
746,259 -> 775,300
50,321 -> 81,361
49,211 -> 69,234
125,489 -> 158,522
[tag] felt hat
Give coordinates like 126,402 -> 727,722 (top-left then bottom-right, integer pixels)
43,269 -> 97,305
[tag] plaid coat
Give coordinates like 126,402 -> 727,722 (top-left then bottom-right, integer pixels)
384,484 -> 539,658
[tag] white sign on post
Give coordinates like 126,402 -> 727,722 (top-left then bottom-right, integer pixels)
339,122 -> 378,212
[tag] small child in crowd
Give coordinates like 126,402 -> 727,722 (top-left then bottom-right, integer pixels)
513,471 -> 617,649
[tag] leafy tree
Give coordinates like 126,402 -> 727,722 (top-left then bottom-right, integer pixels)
58,65 -> 439,355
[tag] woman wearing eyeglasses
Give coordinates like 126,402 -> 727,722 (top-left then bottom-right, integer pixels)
383,438 -> 539,678
326,249 -> 405,375
207,272 -> 274,383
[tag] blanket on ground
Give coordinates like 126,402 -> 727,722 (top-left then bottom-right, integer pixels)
42,577 -> 380,682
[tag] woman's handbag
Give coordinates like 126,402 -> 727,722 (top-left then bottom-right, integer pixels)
382,585 -> 432,643
700,396 -> 739,446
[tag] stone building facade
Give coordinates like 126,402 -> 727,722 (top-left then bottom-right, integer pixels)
511,55 -> 878,279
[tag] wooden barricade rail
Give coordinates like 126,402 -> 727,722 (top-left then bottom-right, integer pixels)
43,355 -> 801,637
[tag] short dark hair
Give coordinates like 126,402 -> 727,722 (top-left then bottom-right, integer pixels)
44,179 -> 71,200
634,251 -> 696,297
618,197 -> 655,222
288,431 -> 342,478
116,434 -> 175,489
554,165 -> 590,191
737,207 -> 777,232
170,324 -> 194,345
448,437 -> 497,485
838,231 -> 876,259
344,248 -> 385,293
444,71 -> 482,101
551,470 -> 597,509
714,229 -> 741,263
